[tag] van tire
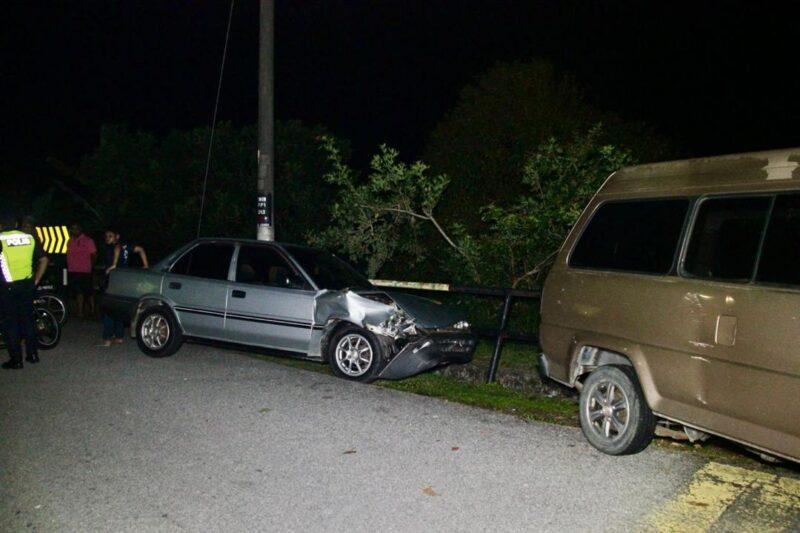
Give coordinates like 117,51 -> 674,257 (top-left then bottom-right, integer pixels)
579,365 -> 655,455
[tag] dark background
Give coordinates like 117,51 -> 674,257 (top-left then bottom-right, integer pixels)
3,1 -> 799,188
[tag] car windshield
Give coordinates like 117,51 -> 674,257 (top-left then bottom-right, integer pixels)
285,246 -> 372,291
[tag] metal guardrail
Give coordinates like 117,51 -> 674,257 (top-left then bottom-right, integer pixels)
370,279 -> 541,383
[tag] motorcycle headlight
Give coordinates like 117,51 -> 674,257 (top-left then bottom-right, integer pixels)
453,320 -> 470,330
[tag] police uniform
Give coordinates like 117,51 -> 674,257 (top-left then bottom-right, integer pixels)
0,229 -> 44,368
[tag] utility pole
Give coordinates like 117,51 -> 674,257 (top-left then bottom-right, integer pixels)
256,0 -> 274,241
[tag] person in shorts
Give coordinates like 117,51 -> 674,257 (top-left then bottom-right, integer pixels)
66,222 -> 97,318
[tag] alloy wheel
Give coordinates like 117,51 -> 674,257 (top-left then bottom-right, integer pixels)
141,314 -> 170,350
334,333 -> 373,377
584,379 -> 631,441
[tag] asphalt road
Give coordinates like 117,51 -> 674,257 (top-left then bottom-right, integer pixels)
0,320 -> 733,531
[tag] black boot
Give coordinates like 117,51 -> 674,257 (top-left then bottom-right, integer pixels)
2,360 -> 23,370
26,353 -> 40,364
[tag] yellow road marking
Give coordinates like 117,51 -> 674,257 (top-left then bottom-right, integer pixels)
645,461 -> 800,532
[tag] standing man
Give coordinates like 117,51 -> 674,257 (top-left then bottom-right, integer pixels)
0,215 -> 49,369
66,222 -> 97,318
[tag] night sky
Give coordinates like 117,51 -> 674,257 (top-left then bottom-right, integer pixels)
4,1 -> 800,185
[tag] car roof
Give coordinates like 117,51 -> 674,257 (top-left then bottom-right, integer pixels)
599,147 -> 800,199
191,237 -> 318,251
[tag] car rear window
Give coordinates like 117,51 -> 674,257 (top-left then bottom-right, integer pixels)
170,243 -> 234,280
570,199 -> 689,274
683,197 -> 771,281
757,193 -> 800,286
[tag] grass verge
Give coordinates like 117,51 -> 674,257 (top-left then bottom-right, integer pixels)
239,344 -> 577,426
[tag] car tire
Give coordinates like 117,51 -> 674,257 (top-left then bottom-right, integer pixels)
136,307 -> 183,358
579,365 -> 655,455
327,325 -> 385,383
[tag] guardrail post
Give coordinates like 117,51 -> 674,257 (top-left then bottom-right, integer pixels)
486,291 -> 513,383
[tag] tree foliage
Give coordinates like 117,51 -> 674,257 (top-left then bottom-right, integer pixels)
469,124 -> 634,287
76,121 -> 343,258
310,138 -> 469,277
424,60 -> 670,232
318,125 -> 634,288
424,60 -> 593,227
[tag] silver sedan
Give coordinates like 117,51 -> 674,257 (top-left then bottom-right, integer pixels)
103,238 -> 476,382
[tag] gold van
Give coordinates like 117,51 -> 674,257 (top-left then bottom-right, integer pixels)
539,148 -> 800,461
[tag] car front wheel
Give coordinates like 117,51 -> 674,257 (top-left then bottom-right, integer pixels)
136,307 -> 183,358
328,326 -> 385,383
579,365 -> 655,455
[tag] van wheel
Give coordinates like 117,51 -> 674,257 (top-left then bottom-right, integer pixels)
579,365 -> 655,455
136,307 -> 183,358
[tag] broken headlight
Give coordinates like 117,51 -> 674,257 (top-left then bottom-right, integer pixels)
367,310 -> 417,338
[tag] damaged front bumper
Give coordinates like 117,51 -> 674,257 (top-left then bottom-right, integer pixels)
378,331 -> 477,380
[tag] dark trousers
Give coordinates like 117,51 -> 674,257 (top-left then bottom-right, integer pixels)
102,314 -> 125,340
0,280 -> 37,363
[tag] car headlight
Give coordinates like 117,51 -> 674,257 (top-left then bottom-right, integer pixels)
367,310 -> 417,338
452,320 -> 470,330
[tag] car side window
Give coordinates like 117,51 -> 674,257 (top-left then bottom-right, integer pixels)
683,197 -> 771,281
170,243 -> 234,280
235,245 -> 308,289
569,199 -> 689,274
757,194 -> 800,286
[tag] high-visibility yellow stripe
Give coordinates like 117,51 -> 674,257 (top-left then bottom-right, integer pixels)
645,461 -> 800,532
47,226 -> 57,254
59,226 -> 70,253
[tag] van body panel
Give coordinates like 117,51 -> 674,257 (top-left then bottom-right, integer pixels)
539,147 -> 800,462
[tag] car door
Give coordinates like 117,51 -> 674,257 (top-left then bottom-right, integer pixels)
224,243 -> 316,353
163,241 -> 235,340
678,194 -> 800,457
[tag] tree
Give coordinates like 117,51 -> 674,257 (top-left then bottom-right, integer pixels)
76,121 -> 345,258
424,60 -> 593,228
424,60 -> 671,232
311,138 -> 478,278
473,124 -> 635,288
316,125 -> 634,289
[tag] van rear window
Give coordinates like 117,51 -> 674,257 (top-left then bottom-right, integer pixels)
570,199 -> 688,274
757,194 -> 800,286
684,197 -> 770,281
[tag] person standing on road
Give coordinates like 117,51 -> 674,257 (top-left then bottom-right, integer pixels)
66,222 -> 97,318
99,228 -> 148,346
0,215 -> 49,370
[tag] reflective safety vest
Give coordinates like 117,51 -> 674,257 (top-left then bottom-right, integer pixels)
0,230 -> 35,282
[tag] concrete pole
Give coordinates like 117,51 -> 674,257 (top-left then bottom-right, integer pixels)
256,0 -> 274,241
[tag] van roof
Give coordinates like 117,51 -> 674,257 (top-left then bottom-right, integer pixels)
599,147 -> 800,198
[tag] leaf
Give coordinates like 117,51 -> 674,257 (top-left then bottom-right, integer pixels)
422,486 -> 439,497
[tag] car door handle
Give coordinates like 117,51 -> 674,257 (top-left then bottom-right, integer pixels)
232,290 -> 247,299
169,282 -> 182,290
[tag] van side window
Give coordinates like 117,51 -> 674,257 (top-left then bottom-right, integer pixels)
757,194 -> 800,286
569,199 -> 688,274
684,197 -> 770,281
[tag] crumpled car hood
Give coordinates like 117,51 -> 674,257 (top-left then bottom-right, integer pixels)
371,290 -> 463,329
313,288 -> 464,331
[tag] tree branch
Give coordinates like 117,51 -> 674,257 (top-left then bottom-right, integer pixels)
511,250 -> 558,288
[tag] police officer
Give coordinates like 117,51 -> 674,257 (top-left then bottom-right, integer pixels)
0,215 -> 49,369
